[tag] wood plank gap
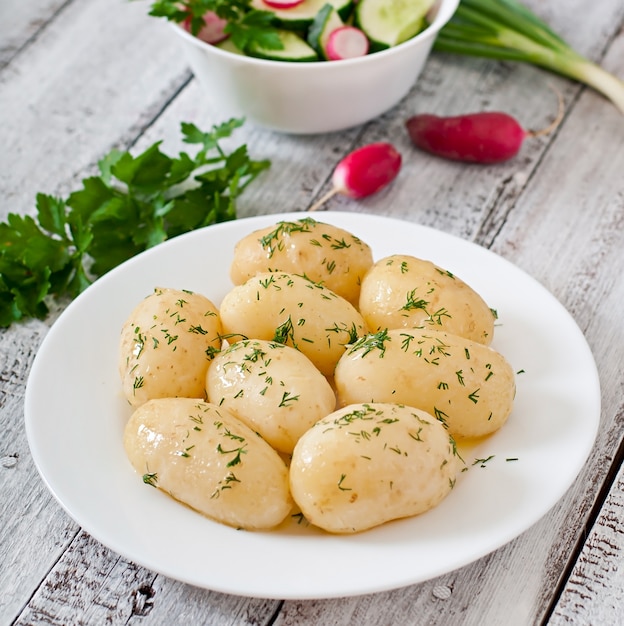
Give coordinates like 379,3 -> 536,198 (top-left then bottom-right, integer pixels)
474,80 -> 584,252
0,0 -> 74,72
468,3 -> 623,252
54,68 -> 194,193
541,424 -> 624,625
265,599 -> 285,626
596,5 -> 624,60
474,172 -> 523,249
123,70 -> 194,153
10,525 -> 83,624
576,4 -> 624,111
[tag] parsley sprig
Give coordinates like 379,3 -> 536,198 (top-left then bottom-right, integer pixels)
0,118 -> 270,327
149,0 -> 283,52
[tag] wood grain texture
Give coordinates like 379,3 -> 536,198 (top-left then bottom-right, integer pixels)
0,0 -> 69,68
549,458 -> 624,625
12,530 -> 282,626
1,0 -> 624,624
0,0 -> 189,221
0,320 -> 80,621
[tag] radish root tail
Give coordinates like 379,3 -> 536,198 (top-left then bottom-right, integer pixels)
308,188 -> 339,212
527,84 -> 566,138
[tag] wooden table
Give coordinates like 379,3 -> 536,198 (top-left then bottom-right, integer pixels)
2,0 -> 623,623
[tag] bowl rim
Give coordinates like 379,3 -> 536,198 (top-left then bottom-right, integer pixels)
171,0 -> 460,70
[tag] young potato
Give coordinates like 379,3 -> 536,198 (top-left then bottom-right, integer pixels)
119,287 -> 222,407
124,398 -> 293,530
334,328 -> 515,439
290,402 -> 462,534
219,272 -> 367,377
359,254 -> 496,345
206,339 -> 336,454
230,217 -> 374,306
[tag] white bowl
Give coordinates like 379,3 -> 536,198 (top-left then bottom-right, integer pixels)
171,0 -> 459,134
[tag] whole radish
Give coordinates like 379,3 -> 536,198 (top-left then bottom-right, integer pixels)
406,91 -> 564,163
309,143 -> 402,211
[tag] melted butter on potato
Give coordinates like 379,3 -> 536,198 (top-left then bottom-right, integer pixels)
124,398 -> 293,530
334,328 -> 515,439
359,254 -> 496,345
119,288 -> 222,407
290,402 -> 462,534
219,272 -> 367,377
230,218 -> 374,306
206,339 -> 336,454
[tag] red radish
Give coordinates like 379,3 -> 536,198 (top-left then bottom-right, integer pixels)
326,26 -> 369,61
184,11 -> 228,45
309,143 -> 402,211
263,0 -> 305,8
405,91 -> 565,164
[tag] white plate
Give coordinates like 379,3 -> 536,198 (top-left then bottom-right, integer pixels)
25,211 -> 601,599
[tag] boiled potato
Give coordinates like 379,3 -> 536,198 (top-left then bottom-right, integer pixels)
219,272 -> 368,377
334,328 -> 515,439
359,254 -> 496,345
230,217 -> 374,306
206,339 -> 336,454
124,398 -> 293,530
119,287 -> 222,407
290,402 -> 462,534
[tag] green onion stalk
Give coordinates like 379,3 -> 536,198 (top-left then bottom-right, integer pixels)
434,0 -> 624,114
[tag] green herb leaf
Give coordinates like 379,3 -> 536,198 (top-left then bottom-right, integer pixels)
0,119 -> 269,327
149,0 -> 283,53
435,0 -> 624,114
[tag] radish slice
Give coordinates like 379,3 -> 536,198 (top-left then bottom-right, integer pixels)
185,11 -> 229,45
326,26 -> 370,61
309,143 -> 402,210
263,0 -> 305,8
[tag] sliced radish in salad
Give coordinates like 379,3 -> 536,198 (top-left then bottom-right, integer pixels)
309,143 -> 402,210
185,11 -> 229,45
263,0 -> 306,8
326,26 -> 370,60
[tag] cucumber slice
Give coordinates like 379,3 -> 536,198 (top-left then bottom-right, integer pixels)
355,0 -> 434,52
214,38 -> 245,55
307,4 -> 344,60
246,30 -> 319,62
251,0 -> 354,31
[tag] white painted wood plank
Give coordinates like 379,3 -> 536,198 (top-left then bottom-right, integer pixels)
12,530 -> 281,625
549,462 -> 624,625
0,0 -> 189,221
0,0 -> 68,68
0,0 -> 187,621
0,320 -> 81,622
506,37 -> 624,626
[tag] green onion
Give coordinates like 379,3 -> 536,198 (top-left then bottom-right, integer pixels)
434,0 -> 624,114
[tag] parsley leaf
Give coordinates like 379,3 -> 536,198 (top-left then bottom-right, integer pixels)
149,0 -> 283,52
0,118 -> 270,327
